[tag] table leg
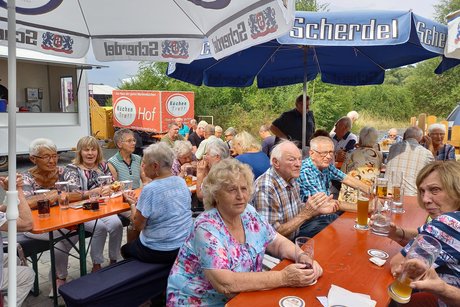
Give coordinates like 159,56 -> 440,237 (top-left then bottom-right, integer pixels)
48,231 -> 58,307
78,224 -> 87,276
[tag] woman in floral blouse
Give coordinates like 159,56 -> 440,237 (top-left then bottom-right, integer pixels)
63,136 -> 123,272
167,159 -> 323,306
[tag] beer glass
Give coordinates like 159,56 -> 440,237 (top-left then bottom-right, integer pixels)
55,181 -> 69,210
97,175 -> 112,197
121,180 -> 133,191
388,235 -> 442,304
89,190 -> 100,211
392,185 -> 405,214
295,237 -> 314,269
35,189 -> 51,218
371,199 -> 392,236
356,192 -> 369,230
377,178 -> 388,199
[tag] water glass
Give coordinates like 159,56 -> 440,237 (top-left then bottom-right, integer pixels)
55,181 -> 69,210
388,235 -> 442,304
97,175 -> 112,188
35,189 -> 51,218
121,180 -> 133,191
295,237 -> 314,269
371,199 -> 392,236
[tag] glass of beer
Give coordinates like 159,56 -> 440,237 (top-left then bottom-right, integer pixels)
35,189 -> 51,218
121,180 -> 133,191
295,237 -> 314,269
356,192 -> 369,230
377,178 -> 388,199
55,181 -> 69,210
388,235 -> 442,304
184,165 -> 194,186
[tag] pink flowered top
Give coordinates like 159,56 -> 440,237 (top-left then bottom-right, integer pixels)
166,204 -> 276,306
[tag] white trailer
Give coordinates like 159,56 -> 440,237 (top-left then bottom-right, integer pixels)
0,47 -> 92,171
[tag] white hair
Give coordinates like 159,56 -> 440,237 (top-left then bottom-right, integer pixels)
173,140 -> 193,158
143,142 -> 174,169
29,138 -> 57,156
206,139 -> 229,159
428,123 -> 446,134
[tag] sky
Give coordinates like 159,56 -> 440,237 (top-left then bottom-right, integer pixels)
86,0 -> 440,88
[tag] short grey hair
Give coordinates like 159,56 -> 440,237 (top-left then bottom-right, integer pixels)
270,140 -> 298,164
113,128 -> 134,148
173,140 -> 193,158
190,119 -> 197,126
359,126 -> 378,147
224,127 -> 237,136
206,139 -> 230,159
428,123 -> 446,134
215,125 -> 223,133
337,116 -> 352,130
205,124 -> 215,135
197,120 -> 208,129
310,136 -> 334,151
143,142 -> 174,169
29,138 -> 57,156
404,126 -> 423,141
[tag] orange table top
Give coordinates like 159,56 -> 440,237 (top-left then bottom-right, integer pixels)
31,196 -> 130,234
227,196 -> 427,307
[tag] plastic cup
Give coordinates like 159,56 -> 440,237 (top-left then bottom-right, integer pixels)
388,235 -> 442,304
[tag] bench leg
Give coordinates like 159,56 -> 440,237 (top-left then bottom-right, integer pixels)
30,253 -> 40,296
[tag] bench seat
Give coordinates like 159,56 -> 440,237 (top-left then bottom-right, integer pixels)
59,259 -> 171,307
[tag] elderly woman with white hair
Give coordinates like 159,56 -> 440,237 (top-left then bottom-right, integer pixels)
421,123 -> 456,161
121,142 -> 192,264
196,139 -> 230,200
171,140 -> 197,177
22,138 -> 82,295
167,159 -> 323,306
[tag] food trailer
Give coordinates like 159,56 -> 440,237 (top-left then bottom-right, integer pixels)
0,47 -> 93,171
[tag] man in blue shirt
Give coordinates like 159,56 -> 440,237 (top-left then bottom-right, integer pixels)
297,136 -> 370,237
175,117 -> 190,138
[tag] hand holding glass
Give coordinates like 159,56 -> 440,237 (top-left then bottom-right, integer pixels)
295,237 -> 314,269
388,235 -> 442,304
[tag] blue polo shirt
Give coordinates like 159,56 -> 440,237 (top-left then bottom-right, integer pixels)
297,157 -> 346,202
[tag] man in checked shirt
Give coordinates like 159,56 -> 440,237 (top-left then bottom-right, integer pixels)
251,140 -> 338,241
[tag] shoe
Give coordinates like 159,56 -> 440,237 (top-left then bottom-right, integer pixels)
48,278 -> 66,298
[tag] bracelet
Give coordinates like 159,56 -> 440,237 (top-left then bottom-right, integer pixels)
399,227 -> 406,243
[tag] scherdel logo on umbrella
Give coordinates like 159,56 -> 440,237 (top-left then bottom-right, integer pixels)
166,94 -> 190,117
114,97 -> 137,126
162,40 -> 190,59
249,7 -> 278,39
41,32 -> 74,54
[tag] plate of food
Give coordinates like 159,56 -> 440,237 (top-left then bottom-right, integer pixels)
109,181 -> 123,198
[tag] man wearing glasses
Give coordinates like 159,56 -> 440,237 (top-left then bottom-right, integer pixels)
379,128 -> 403,144
297,136 -> 370,237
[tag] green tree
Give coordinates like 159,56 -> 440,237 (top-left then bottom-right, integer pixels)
434,0 -> 460,23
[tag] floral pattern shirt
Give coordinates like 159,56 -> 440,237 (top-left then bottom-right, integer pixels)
166,204 -> 276,306
22,166 -> 65,197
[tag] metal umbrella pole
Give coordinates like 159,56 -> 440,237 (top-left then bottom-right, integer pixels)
301,46 -> 308,157
6,0 -> 19,306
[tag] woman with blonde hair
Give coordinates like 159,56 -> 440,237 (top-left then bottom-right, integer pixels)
63,136 -> 123,272
380,161 -> 460,306
167,159 -> 323,305
233,131 -> 270,179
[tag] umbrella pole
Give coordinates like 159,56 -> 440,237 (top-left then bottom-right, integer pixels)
7,1 -> 19,306
302,46 -> 308,157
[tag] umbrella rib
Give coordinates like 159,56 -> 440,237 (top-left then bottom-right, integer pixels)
77,0 -> 92,37
172,0 -> 206,36
254,44 -> 284,76
352,47 -> 386,71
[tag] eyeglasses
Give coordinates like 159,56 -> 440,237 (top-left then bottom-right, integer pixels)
33,154 -> 59,161
312,149 -> 334,158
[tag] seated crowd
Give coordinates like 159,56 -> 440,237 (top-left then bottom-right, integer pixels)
0,113 -> 459,307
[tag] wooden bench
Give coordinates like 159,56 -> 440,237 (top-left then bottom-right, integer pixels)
59,259 -> 171,307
